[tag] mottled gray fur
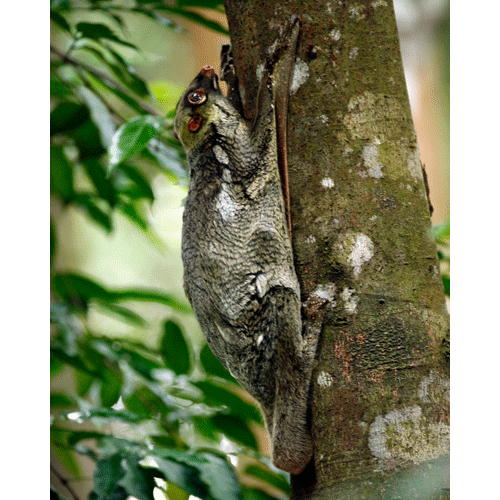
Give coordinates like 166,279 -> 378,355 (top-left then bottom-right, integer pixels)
174,17 -> 317,474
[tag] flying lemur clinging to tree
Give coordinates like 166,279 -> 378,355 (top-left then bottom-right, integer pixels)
174,16 -> 319,475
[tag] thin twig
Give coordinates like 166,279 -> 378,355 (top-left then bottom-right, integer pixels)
50,465 -> 82,500
50,45 -> 160,117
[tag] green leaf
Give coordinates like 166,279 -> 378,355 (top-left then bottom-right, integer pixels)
50,101 -> 90,135
50,9 -> 71,32
156,6 -> 229,35
442,276 -> 450,296
78,43 -> 149,98
199,343 -> 235,382
143,138 -> 187,181
97,301 -> 148,326
94,454 -> 126,499
83,70 -> 149,115
73,194 -> 113,232
76,22 -> 138,50
53,272 -> 191,312
114,163 -> 155,201
79,86 -> 117,148
243,464 -> 290,495
210,414 -> 258,450
50,393 -> 76,409
106,288 -> 191,312
60,408 -> 147,425
73,119 -> 107,159
108,115 -> 165,172
100,367 -> 123,408
147,457 -> 208,499
51,217 -> 57,265
81,158 -> 117,206
160,320 -> 191,375
51,429 -> 82,478
196,452 -> 242,500
241,486 -> 281,500
118,456 -> 157,500
150,449 -> 242,500
50,146 -> 74,200
432,220 -> 450,242
53,273 -> 111,306
193,380 -> 262,424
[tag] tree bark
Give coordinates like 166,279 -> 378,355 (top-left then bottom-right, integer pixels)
223,1 -> 449,498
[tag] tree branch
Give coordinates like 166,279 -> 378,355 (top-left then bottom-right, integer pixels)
50,465 -> 82,500
50,45 -> 160,117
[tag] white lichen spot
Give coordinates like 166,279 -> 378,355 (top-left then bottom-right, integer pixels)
343,146 -> 354,157
362,141 -> 384,178
256,62 -> 264,82
369,405 -> 449,467
372,0 -> 388,7
216,184 -> 238,221
348,234 -> 374,278
407,184 -> 413,191
341,287 -> 358,313
418,370 -> 450,403
213,145 -> 229,165
321,177 -> 335,189
370,215 -> 378,221
311,283 -> 337,305
405,142 -> 424,180
349,4 -> 365,20
349,47 -> 359,59
329,29 -> 341,41
305,234 -> 316,244
317,371 -> 334,387
291,58 -> 309,95
256,334 -> 264,346
319,114 -> 329,123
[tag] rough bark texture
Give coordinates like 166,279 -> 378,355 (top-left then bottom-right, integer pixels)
223,0 -> 449,498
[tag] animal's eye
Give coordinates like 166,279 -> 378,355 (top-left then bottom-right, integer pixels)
187,88 -> 206,106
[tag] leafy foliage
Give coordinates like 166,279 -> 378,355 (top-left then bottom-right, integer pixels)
50,1 -> 289,499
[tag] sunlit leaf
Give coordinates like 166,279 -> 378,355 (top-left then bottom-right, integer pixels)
50,9 -> 71,32
108,115 -> 165,172
60,408 -> 147,424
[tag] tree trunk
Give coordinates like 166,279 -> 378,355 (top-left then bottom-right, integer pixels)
223,0 -> 449,498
